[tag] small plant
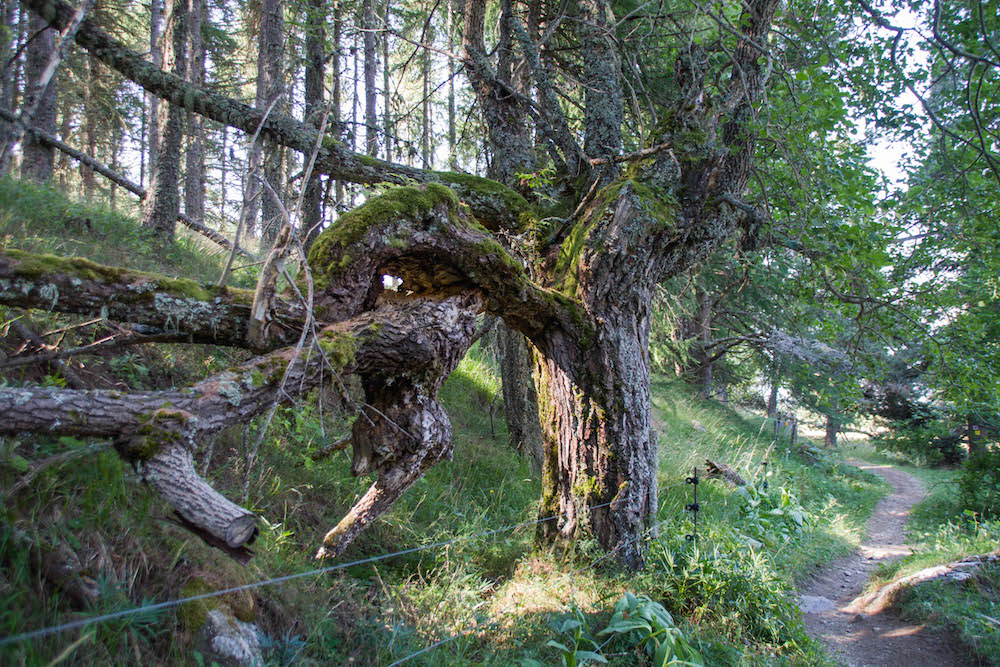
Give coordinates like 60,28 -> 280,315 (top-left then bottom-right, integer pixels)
734,483 -> 809,547
958,447 -> 1000,519
598,592 -> 703,666
538,605 -> 607,667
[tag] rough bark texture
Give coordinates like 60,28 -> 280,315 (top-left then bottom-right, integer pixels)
21,13 -> 57,181
499,324 -> 544,472
147,0 -> 162,179
141,0 -> 187,239
257,0 -> 285,244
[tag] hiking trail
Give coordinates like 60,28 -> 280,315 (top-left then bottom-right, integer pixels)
798,462 -> 973,666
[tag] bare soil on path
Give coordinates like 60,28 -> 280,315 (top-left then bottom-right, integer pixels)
797,462 -> 975,666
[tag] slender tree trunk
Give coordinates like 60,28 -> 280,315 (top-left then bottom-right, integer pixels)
578,0 -> 622,181
0,0 -> 19,155
332,0 -> 344,209
767,359 -> 780,417
82,57 -> 97,199
257,0 -> 285,244
183,0 -> 205,223
500,328 -> 544,472
21,14 -> 57,182
824,413 -> 839,448
362,0 -> 377,156
302,0 -> 326,251
695,286 -> 713,399
56,107 -> 69,188
383,0 -> 391,162
146,0 -> 162,184
219,125 -> 227,223
421,16 -> 432,169
141,0 -> 188,239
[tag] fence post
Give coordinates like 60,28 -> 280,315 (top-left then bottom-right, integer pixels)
686,467 -> 699,542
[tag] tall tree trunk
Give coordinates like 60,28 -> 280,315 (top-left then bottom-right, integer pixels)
333,0 -> 344,210
21,14 -> 57,182
383,0 -> 392,162
146,0 -> 162,184
0,0 -> 19,156
81,57 -> 98,199
141,0 -> 188,239
464,0 -> 544,474
446,0 -> 456,170
257,0 -> 285,244
183,0 -> 205,224
500,328 -> 544,472
362,0 -> 377,156
695,285 -> 713,399
420,16 -> 432,169
302,0 -> 325,251
578,0 -> 622,181
767,358 -> 780,417
824,413 -> 839,448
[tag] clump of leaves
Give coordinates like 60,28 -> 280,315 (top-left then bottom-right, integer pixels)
598,592 -> 703,666
733,483 -> 809,547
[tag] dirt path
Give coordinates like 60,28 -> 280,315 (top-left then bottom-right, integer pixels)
798,462 -> 973,666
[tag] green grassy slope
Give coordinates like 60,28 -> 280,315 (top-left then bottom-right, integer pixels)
0,180 -> 890,665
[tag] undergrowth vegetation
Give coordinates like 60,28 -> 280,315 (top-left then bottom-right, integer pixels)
0,180 -> 891,665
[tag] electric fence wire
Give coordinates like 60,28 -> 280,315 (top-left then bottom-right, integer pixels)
385,498 -> 694,667
0,489 -> 668,648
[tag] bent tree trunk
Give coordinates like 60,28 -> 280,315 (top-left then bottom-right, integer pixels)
11,0 -> 780,569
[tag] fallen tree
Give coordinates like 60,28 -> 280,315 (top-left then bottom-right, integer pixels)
0,0 -> 779,569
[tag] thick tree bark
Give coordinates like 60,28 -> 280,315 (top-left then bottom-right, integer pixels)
141,0 -> 188,239
21,13 -> 57,181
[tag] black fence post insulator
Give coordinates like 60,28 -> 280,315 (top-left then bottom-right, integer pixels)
685,467 -> 699,542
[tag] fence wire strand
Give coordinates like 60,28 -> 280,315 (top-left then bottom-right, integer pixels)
0,492 -> 645,647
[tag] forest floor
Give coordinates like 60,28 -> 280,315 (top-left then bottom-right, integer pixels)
798,462 -> 975,666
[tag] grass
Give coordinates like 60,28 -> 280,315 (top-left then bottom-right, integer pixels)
0,178 -> 892,665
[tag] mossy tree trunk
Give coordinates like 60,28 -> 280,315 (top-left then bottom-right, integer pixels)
11,0 -> 781,568
141,0 -> 187,239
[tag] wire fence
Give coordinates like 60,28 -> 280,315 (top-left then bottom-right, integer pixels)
0,480 -> 695,649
